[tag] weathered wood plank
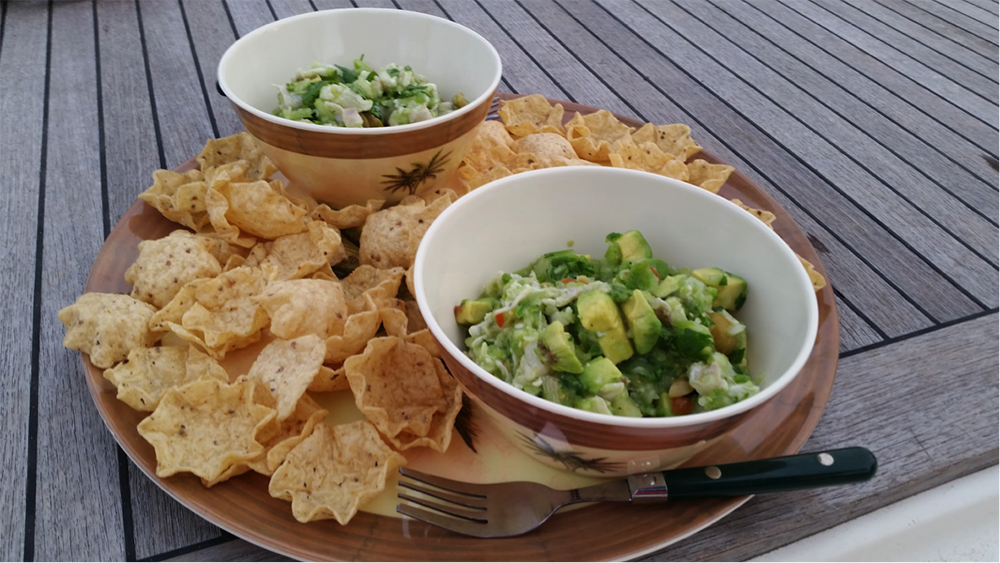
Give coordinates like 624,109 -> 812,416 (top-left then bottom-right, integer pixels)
814,0 -> 998,100
527,0 -> 931,339
138,0 -> 216,169
0,2 -> 47,559
874,0 -> 999,59
660,0 -> 1000,229
36,1 -> 128,560
709,0 -> 999,188
643,312 -> 999,561
604,0 -> 999,307
832,295 -> 884,351
177,0 -> 244,139
545,0 -> 975,327
437,0 -> 562,97
772,0 -> 998,125
166,538 -> 289,561
97,0 -> 162,224
269,0 -> 314,18
845,0 -> 999,69
475,0 -> 638,118
928,0 -> 1000,27
351,0 -> 397,8
222,0 -> 275,36
119,1 -> 229,556
748,0 -> 998,157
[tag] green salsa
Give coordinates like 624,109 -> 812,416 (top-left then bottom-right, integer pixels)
273,56 -> 467,128
454,230 -> 757,418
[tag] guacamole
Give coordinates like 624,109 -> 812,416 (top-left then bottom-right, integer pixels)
273,56 -> 467,128
454,230 -> 757,418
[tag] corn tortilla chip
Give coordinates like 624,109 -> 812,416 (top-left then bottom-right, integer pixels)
257,221 -> 345,281
798,254 -> 827,292
248,393 -> 329,475
197,132 -> 277,181
498,94 -> 565,138
256,278 -> 348,340
125,230 -> 224,309
730,199 -> 777,229
345,337 -> 462,452
608,140 -> 688,180
311,199 -> 385,230
103,345 -> 229,411
631,123 -> 701,161
58,293 -> 162,369
308,363 -> 349,393
246,335 -> 326,422
268,420 -> 405,525
565,110 -> 634,163
139,169 -> 211,231
686,159 -> 734,194
358,194 -> 452,270
208,179 -> 309,241
137,377 -> 277,485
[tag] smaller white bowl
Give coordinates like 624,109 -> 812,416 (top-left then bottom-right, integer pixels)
217,9 -> 502,207
414,167 -> 819,476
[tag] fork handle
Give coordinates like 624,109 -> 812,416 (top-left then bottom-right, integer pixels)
646,447 -> 877,501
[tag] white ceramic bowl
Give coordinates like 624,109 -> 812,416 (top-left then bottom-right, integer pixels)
414,167 -> 819,476
217,9 -> 502,207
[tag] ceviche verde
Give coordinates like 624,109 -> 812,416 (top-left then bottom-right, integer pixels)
273,56 -> 466,128
454,231 -> 757,418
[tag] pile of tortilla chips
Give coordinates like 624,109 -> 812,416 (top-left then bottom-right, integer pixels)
59,96 -> 827,527
59,132 -> 462,525
460,94 -> 826,290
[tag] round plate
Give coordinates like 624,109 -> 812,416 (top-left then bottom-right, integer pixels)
81,96 -> 839,561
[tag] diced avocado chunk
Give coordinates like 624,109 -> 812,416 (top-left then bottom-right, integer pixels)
622,289 -> 662,354
652,274 -> 686,298
579,357 -> 624,395
707,310 -> 746,357
597,324 -> 634,364
454,298 -> 497,325
692,267 -> 748,311
575,394 -> 612,415
538,321 -> 584,374
656,391 -> 674,417
578,290 -> 623,332
622,260 -> 661,292
604,230 -> 652,266
672,319 -> 715,361
609,393 -> 643,417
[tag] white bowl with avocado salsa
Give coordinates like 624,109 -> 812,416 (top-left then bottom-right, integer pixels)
413,166 -> 819,476
217,8 -> 502,208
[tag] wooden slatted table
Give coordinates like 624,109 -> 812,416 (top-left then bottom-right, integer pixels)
2,0 -> 996,560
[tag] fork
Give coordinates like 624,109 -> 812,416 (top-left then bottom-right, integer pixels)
397,447 -> 877,538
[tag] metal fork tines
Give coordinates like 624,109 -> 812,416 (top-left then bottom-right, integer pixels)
396,466 -> 577,538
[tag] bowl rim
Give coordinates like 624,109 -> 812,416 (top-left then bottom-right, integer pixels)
217,8 -> 503,136
414,166 -> 820,429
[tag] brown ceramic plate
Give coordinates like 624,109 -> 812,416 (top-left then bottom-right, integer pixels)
81,96 -> 839,561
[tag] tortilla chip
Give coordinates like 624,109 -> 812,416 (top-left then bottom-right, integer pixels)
125,230 -> 223,309
404,329 -> 442,358
631,123 -> 701,161
153,267 -> 269,359
358,193 -> 452,270
308,363 -> 349,393
247,335 -> 326,422
103,345 -> 229,411
498,94 -> 565,138
58,293 -> 162,369
137,377 -> 277,486
197,132 -> 277,181
207,179 -> 309,241
608,140 -> 688,180
565,110 -> 634,162
248,393 -> 329,475
139,169 -> 211,231
798,254 -> 827,292
345,337 -> 462,452
311,199 -> 385,230
686,159 -> 734,194
512,133 -> 577,167
325,294 -> 383,364
256,278 -> 348,340
340,265 -> 405,314
256,221 -> 345,281
268,420 -> 406,524
378,299 -> 410,338
730,199 -> 777,229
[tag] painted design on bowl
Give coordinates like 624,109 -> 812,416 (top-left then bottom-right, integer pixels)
453,394 -> 480,453
381,149 -> 451,196
518,432 -> 625,474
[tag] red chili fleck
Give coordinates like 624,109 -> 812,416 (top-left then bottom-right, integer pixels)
494,312 -> 505,328
650,266 -> 661,281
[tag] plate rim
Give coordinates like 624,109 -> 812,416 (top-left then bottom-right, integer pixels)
79,94 -> 839,562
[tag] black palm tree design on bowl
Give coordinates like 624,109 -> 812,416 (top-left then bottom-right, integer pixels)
380,150 -> 451,195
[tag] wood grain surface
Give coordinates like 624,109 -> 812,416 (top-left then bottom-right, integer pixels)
3,0 -> 997,561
